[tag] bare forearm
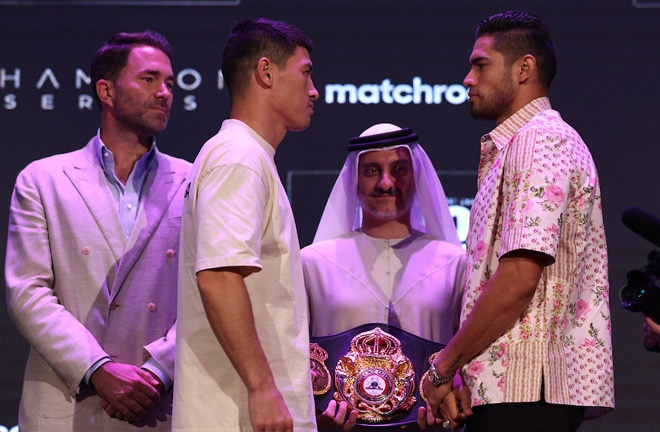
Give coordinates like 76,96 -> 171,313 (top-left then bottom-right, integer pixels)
435,253 -> 545,375
438,274 -> 535,373
197,268 -> 275,392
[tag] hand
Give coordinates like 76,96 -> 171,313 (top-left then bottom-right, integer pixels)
247,384 -> 294,432
417,405 -> 445,430
419,371 -> 471,430
141,367 -> 165,392
317,400 -> 358,431
643,317 -> 660,350
91,362 -> 161,422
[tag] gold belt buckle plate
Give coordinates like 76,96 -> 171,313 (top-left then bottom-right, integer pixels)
310,342 -> 332,395
333,327 -> 416,423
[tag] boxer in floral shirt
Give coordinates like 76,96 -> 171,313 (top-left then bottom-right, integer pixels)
420,10 -> 614,432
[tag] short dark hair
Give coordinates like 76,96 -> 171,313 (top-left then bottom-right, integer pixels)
476,10 -> 557,89
90,30 -> 173,110
221,18 -> 313,98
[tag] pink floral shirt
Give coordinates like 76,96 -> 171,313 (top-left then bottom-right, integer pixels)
461,97 -> 614,419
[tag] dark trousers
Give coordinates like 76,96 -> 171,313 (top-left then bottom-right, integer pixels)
464,400 -> 585,432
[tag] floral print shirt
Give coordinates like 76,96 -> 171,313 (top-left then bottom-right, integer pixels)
461,97 -> 614,419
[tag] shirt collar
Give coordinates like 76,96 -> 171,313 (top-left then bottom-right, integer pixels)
484,97 -> 552,150
223,119 -> 276,159
93,129 -> 157,177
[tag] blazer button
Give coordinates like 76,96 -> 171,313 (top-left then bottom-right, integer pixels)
148,303 -> 157,312
166,249 -> 175,257
109,302 -> 119,311
81,247 -> 91,255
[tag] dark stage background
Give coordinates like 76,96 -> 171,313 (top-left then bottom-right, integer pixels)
1,1 -> 659,431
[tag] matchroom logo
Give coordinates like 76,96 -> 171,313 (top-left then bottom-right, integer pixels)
324,76 -> 468,105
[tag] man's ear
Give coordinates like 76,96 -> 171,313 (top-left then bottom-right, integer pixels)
256,57 -> 273,88
96,79 -> 115,109
518,55 -> 536,83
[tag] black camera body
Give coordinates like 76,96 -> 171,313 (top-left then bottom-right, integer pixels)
620,250 -> 660,324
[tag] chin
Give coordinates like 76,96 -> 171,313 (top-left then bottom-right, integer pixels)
151,123 -> 168,134
469,109 -> 494,121
291,127 -> 309,132
364,207 -> 399,221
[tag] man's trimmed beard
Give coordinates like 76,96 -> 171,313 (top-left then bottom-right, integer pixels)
358,187 -> 415,222
113,84 -> 170,135
469,72 -> 516,121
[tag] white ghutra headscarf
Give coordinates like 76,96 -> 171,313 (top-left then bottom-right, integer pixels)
313,123 -> 460,245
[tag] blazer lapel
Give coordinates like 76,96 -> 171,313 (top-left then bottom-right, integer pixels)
112,153 -> 186,295
63,141 -> 126,263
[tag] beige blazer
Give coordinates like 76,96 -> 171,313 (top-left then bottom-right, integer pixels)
5,138 -> 191,431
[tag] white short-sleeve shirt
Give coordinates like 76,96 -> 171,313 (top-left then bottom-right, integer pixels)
173,119 -> 316,431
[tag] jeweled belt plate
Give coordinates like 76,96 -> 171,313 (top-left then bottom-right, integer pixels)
310,323 -> 445,427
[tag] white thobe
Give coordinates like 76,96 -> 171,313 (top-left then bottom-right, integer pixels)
302,230 -> 466,345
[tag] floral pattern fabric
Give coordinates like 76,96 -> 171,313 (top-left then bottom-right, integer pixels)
461,97 -> 614,419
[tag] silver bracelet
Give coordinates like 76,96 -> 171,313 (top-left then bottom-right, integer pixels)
428,362 -> 453,387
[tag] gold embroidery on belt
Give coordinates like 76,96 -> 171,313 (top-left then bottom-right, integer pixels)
333,327 -> 416,423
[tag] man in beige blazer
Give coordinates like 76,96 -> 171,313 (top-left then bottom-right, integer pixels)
5,30 -> 190,431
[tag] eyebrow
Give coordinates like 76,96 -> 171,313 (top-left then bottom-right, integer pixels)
141,69 -> 175,81
360,158 -> 412,167
469,55 -> 489,65
302,59 -> 314,72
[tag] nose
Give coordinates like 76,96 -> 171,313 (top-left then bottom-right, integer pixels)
157,82 -> 173,100
309,80 -> 319,100
463,70 -> 475,87
378,172 -> 395,190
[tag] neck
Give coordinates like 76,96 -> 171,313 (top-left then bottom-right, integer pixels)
361,217 -> 412,239
497,89 -> 548,125
230,101 -> 285,150
99,125 -> 151,184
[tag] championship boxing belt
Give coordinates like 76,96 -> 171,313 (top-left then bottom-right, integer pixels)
310,323 -> 445,427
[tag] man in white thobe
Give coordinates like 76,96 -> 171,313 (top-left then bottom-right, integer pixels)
302,123 -> 467,431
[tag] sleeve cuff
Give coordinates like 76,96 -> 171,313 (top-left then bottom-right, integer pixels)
142,357 -> 172,391
84,356 -> 112,385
